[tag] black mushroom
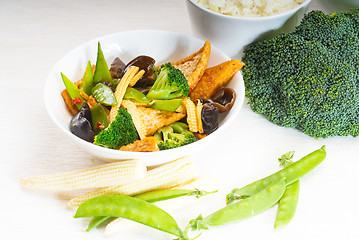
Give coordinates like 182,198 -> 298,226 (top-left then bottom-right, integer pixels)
69,103 -> 95,142
122,55 -> 156,87
201,103 -> 219,135
199,88 -> 236,135
109,57 -> 126,79
201,88 -> 236,113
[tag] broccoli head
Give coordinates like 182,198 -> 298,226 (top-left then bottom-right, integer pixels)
146,63 -> 190,100
155,122 -> 197,150
94,107 -> 139,149
242,9 -> 359,138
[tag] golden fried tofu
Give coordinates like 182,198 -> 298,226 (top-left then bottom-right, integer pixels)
171,40 -> 211,90
136,106 -> 186,136
119,136 -> 159,152
189,60 -> 245,101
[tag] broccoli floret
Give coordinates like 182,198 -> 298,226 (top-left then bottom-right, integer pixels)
242,9 -> 359,138
94,108 -> 139,149
155,122 -> 196,150
146,63 -> 190,100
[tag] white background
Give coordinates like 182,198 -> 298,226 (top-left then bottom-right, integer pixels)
1,0 -> 358,240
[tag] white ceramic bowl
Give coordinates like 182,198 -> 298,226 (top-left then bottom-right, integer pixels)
186,0 -> 312,58
44,30 -> 245,166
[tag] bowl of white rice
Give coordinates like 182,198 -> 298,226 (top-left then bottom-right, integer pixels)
187,0 -> 312,58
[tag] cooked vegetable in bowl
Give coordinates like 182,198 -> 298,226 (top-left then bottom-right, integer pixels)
44,30 -> 245,164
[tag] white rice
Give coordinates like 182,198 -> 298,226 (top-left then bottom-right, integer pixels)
194,0 -> 305,17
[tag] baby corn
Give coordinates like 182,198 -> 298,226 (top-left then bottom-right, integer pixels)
109,66 -> 140,122
181,97 -> 198,132
66,156 -> 199,208
121,99 -> 147,139
20,160 -> 147,192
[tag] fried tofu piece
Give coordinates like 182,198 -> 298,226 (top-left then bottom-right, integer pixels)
122,101 -> 186,137
189,60 -> 244,101
61,89 -> 78,116
171,40 -> 211,90
119,137 -> 159,152
136,106 -> 186,136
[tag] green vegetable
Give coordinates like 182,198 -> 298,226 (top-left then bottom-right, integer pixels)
91,83 -> 117,106
90,104 -> 109,135
123,87 -> 151,104
170,121 -> 189,133
79,61 -> 94,95
189,178 -> 286,230
61,72 -> 85,109
86,188 -> 217,232
226,146 -> 326,204
274,151 -> 300,229
150,99 -> 183,112
86,216 -> 114,232
94,107 -> 139,149
74,195 -> 188,239
155,122 -> 196,150
93,42 -> 116,86
242,9 -> 359,138
134,188 -> 217,203
147,63 -> 190,100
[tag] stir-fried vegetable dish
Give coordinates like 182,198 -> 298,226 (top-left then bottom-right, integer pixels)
61,41 -> 244,151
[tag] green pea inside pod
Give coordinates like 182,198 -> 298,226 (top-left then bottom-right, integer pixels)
91,83 -> 117,106
90,104 -> 109,135
123,87 -> 151,104
150,99 -> 183,112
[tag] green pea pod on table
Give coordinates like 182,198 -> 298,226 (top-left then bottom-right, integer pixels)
79,61 -> 94,96
189,178 -> 286,231
85,189 -> 216,232
226,145 -> 326,204
93,42 -> 117,86
75,194 -> 189,239
61,72 -> 85,109
91,83 -> 117,106
274,151 -> 300,229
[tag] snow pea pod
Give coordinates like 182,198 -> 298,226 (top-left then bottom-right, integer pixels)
274,151 -> 300,229
93,42 -> 116,86
226,145 -> 326,204
90,104 -> 109,135
123,87 -> 151,104
189,178 -> 286,230
80,61 -> 94,96
85,189 -> 216,232
150,99 -> 183,112
91,83 -> 117,106
61,72 -> 85,109
75,194 -> 188,239
86,216 -> 115,232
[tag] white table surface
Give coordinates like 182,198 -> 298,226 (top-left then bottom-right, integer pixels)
2,0 -> 358,239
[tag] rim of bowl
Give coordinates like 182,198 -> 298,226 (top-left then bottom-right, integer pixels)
187,0 -> 312,21
43,30 -> 245,161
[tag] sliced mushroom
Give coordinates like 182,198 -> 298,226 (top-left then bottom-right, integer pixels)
201,88 -> 236,113
110,57 -> 126,79
122,56 -> 156,87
